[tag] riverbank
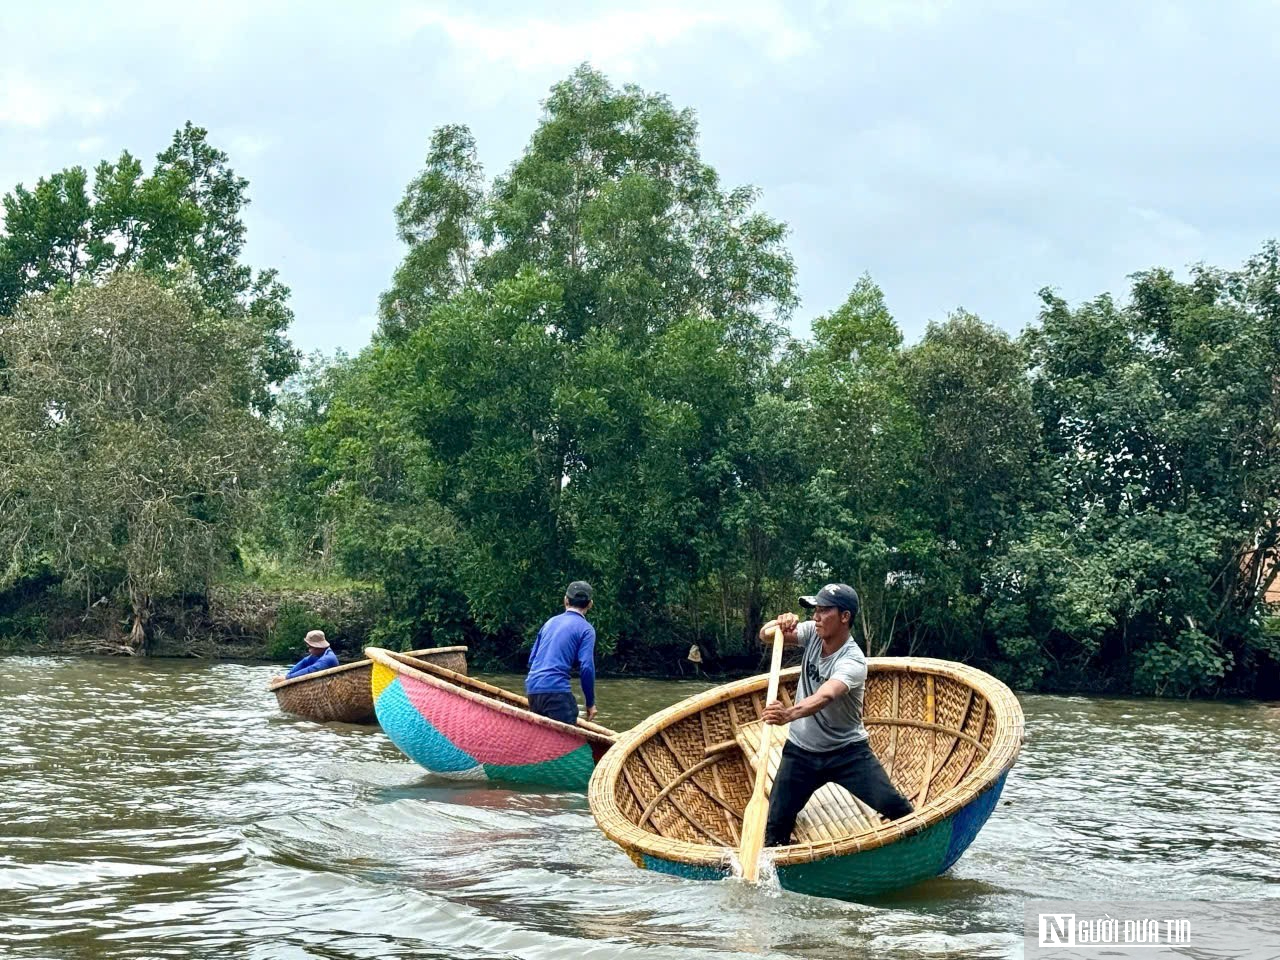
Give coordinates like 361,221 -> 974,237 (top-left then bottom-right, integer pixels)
4,588 -> 1277,697
0,583 -> 383,662
0,585 -> 742,679
0,620 -> 784,684
0,576 -> 771,677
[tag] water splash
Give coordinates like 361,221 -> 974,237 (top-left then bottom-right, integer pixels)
4,660 -> 1277,959
726,847 -> 782,894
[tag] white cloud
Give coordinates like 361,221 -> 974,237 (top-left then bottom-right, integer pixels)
0,69 -> 123,129
857,120 -> 1067,198
80,0 -> 274,65
228,133 -> 274,160
1110,206 -> 1204,270
822,0 -> 962,29
401,1 -> 814,72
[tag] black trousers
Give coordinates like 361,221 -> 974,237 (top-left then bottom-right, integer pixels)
528,691 -> 579,724
765,738 -> 914,847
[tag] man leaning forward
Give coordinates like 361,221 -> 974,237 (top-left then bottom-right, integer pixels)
759,583 -> 913,847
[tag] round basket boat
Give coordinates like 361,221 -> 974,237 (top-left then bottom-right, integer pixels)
366,647 -> 617,790
589,657 -> 1023,900
269,646 -> 469,724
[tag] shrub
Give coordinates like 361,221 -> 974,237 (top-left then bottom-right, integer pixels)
268,600 -> 337,660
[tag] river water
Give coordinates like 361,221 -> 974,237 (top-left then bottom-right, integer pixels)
0,655 -> 1277,959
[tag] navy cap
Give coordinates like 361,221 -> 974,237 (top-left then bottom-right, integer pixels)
799,583 -> 860,615
566,581 -> 593,606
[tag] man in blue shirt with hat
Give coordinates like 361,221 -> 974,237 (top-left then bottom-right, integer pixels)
525,580 -> 598,725
283,630 -> 339,679
758,582 -> 914,847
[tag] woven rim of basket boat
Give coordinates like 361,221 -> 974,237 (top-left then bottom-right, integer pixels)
267,646 -> 469,692
589,656 -> 1024,869
363,646 -> 618,744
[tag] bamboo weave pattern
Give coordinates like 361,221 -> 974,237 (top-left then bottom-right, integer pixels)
270,647 -> 468,724
367,647 -> 616,790
589,657 -> 1024,900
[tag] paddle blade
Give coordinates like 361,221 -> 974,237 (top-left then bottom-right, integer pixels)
738,779 -> 769,883
737,625 -> 786,884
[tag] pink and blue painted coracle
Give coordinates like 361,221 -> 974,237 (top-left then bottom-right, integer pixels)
365,647 -> 616,791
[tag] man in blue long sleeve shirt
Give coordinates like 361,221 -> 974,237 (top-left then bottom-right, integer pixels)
525,581 -> 597,724
285,630 -> 340,678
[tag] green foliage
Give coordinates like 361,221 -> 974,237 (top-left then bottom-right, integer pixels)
227,546 -> 373,594
1132,628 -> 1230,698
0,611 -> 47,646
268,600 -> 337,660
0,122 -> 298,413
0,272 -> 273,651
992,246 -> 1280,695
264,67 -> 1280,697
296,66 -> 795,668
0,558 -> 56,650
7,66 -> 1278,698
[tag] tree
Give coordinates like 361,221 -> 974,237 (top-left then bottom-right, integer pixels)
796,277 -> 919,655
316,66 -> 796,659
378,124 -> 485,339
898,311 -> 1042,658
998,245 -> 1280,694
250,350 -> 353,571
481,66 -> 794,351
0,272 -> 272,651
793,298 -> 1041,664
697,387 -> 821,656
0,123 -> 298,412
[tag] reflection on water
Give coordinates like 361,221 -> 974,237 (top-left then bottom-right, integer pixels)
0,655 -> 1276,959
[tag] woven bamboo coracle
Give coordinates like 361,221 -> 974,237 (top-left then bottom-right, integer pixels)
589,657 -> 1024,900
269,646 -> 468,724
365,647 -> 617,790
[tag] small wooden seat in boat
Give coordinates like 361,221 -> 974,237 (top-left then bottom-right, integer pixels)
733,719 -> 884,842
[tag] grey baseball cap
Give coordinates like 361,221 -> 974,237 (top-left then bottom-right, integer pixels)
566,581 -> 593,606
799,583 -> 860,615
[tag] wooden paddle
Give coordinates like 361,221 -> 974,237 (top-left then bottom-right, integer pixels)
738,623 -> 786,883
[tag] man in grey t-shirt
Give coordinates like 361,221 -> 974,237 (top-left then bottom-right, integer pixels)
759,583 -> 914,847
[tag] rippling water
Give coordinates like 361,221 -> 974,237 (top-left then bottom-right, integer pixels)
1,655 -> 1277,959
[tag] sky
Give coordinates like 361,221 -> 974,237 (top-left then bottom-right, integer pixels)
2,0 -> 1278,357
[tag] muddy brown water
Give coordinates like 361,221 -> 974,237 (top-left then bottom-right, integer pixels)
1,656 -> 1277,958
